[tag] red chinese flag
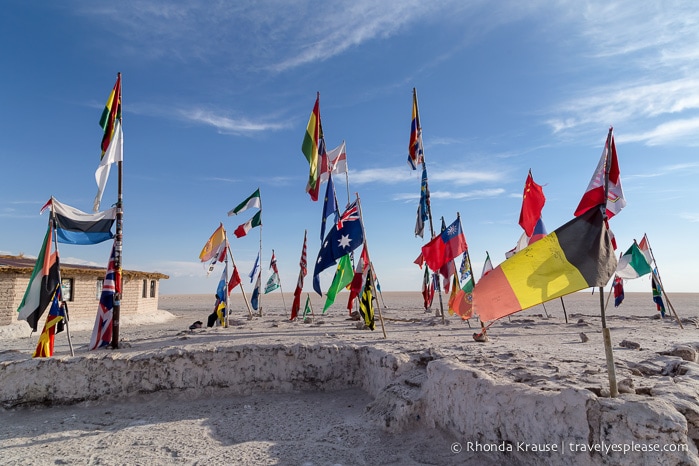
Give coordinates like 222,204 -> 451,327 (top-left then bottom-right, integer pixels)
518,171 -> 545,237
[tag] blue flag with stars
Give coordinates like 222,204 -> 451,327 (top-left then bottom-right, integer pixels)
313,201 -> 364,295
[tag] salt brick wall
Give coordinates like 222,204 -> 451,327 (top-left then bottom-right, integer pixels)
0,274 -> 160,328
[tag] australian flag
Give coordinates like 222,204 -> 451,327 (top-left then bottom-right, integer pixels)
313,201 -> 364,295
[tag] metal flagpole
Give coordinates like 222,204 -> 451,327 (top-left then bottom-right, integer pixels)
111,72 -> 123,350
258,191 -> 263,317
414,88 -> 446,321
599,126 -> 618,397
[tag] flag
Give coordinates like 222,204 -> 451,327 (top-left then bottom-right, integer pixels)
651,271 -> 666,317
320,141 -> 348,184
321,173 -> 338,240
613,275 -> 624,307
408,89 -> 424,170
447,272 -> 460,315
348,246 -> 370,311
323,254 -> 353,312
227,265 -> 241,294
17,223 -> 60,332
638,234 -> 652,265
249,252 -> 260,283
227,189 -> 261,216
519,171 -> 545,237
481,252 -> 493,278
269,250 -> 279,274
415,166 -> 429,238
506,218 -> 548,258
207,240 -> 229,275
336,200 -> 359,229
302,95 -> 321,201
451,273 -> 475,320
359,272 -> 375,330
215,264 -> 228,325
234,210 -> 262,238
251,272 -> 262,310
199,224 -> 227,262
290,231 -> 308,320
93,119 -> 124,212
265,273 -> 280,294
574,130 -> 626,219
420,217 -> 467,272
472,207 -> 617,322
458,251 -> 470,282
615,242 -> 652,279
33,288 -> 65,358
99,73 -> 122,158
44,197 -> 116,245
89,243 -> 120,350
422,266 -> 435,309
303,294 -> 312,318
313,202 -> 364,295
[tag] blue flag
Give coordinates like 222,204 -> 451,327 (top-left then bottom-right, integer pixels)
249,252 -> 260,283
313,201 -> 363,295
320,172 -> 338,240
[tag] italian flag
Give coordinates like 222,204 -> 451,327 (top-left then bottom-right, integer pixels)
234,211 -> 262,238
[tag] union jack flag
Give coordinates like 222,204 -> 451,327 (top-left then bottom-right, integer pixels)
337,201 -> 360,230
89,243 -> 120,350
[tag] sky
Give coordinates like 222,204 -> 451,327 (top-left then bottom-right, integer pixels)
1,1 -> 698,300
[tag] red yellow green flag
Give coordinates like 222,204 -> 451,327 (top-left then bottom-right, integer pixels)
99,74 -> 122,158
301,94 -> 320,201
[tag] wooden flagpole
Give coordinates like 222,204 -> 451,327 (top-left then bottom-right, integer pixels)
49,202 -> 74,356
600,126 -> 618,398
355,193 -> 387,338
227,246 -> 254,319
272,249 -> 287,309
111,72 -> 123,350
644,235 -> 683,328
414,88 -> 446,321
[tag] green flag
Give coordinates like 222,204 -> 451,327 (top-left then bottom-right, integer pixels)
323,254 -> 353,313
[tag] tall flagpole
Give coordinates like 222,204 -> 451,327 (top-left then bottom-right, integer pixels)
643,235 -> 683,328
355,193 -> 387,338
257,189 -> 263,317
49,201 -> 74,356
227,246 -> 254,319
111,72 -> 123,350
414,88 -> 445,320
599,126 -> 618,397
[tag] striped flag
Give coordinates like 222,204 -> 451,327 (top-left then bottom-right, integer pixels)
89,243 -> 120,350
33,288 -> 65,358
234,211 -> 262,238
290,231 -> 308,320
43,197 -> 116,245
408,88 -> 424,170
359,272 -> 375,330
99,74 -> 122,158
17,223 -> 60,332
302,95 -> 321,201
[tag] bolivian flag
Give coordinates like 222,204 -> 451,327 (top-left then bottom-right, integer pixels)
301,95 -> 320,201
473,207 -> 616,322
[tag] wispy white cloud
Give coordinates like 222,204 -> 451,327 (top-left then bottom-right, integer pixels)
545,2 -> 699,144
351,166 -> 505,186
179,108 -> 291,135
393,188 -> 505,202
680,212 -> 699,223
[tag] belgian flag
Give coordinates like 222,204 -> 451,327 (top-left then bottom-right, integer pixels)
473,207 -> 617,322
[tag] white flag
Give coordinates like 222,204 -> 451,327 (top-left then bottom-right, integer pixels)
93,119 -> 123,212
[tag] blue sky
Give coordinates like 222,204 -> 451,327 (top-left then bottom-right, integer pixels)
1,1 -> 698,298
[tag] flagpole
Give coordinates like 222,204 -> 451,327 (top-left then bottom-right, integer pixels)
273,249 -> 287,309
258,190 -> 263,317
643,235 -> 683,328
600,126 -> 618,398
108,72 -> 124,350
227,246 -> 254,319
355,193 -> 387,339
49,201 -> 74,357
414,88 -> 446,321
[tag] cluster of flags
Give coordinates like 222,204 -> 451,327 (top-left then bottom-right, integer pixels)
17,74 -> 125,357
